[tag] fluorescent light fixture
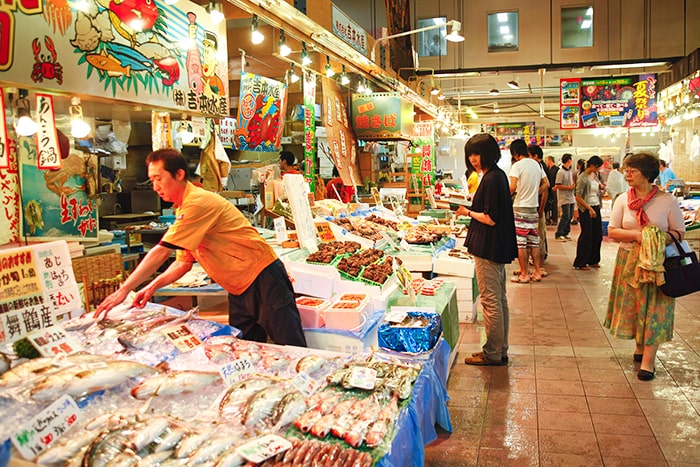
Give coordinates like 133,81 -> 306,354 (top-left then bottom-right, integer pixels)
364,80 -> 372,95
507,79 -> 519,90
497,13 -> 508,23
279,31 -> 291,57
357,81 -> 365,94
590,61 -> 669,70
503,34 -> 513,41
580,19 -> 591,29
69,97 -> 91,138
251,15 -> 264,44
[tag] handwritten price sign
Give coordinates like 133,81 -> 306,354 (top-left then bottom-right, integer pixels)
161,323 -> 202,352
219,356 -> 255,386
11,395 -> 81,460
237,434 -> 292,463
315,222 -> 336,242
27,325 -> 82,357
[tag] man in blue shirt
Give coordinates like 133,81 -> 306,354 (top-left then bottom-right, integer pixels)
658,159 -> 677,191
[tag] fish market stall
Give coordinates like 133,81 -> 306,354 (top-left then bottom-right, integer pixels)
0,301 -> 451,466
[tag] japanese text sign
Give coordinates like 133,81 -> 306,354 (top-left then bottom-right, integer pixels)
35,94 -> 60,169
219,356 -> 255,386
161,323 -> 202,352
351,92 -> 414,140
27,324 -> 82,356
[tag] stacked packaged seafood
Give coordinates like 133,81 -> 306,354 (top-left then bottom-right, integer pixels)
0,304 -> 424,466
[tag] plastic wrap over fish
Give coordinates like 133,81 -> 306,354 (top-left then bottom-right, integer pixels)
378,312 -> 442,354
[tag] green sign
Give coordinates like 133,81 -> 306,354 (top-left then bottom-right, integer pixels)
351,92 -> 414,140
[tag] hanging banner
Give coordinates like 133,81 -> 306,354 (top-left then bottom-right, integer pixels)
321,77 -> 362,188
35,94 -> 61,169
235,72 -> 288,152
19,135 -> 99,241
302,71 -> 317,192
0,89 -> 9,169
411,122 -> 435,189
0,241 -> 81,345
485,122 -> 543,148
560,74 -> 658,129
0,138 -> 21,245
1,1 -> 228,116
351,92 -> 414,140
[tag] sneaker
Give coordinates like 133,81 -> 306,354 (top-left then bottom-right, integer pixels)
564,235 -> 573,240
555,236 -> 567,241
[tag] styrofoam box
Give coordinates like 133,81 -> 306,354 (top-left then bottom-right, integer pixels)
296,297 -> 329,329
439,274 -> 479,300
458,300 -> 478,323
325,308 -> 364,331
433,252 -> 475,278
303,322 -> 379,353
282,258 -> 339,299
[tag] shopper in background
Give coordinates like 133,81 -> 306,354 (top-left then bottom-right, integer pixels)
457,134 -> 518,366
573,156 -> 605,270
658,159 -> 677,191
544,155 -> 559,226
326,167 -> 355,203
606,161 -> 628,207
554,153 -> 575,241
509,139 -> 548,282
528,144 -> 549,268
571,158 -> 586,225
605,152 -> 685,381
95,149 -> 307,347
279,150 -> 300,176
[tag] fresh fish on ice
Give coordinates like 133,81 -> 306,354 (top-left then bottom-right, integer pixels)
130,370 -> 221,399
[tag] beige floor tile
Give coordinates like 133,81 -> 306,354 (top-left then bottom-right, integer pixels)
597,433 -> 665,461
537,410 -> 594,432
656,435 -> 700,463
582,380 -> 635,398
534,366 -> 581,381
536,394 -> 588,413
591,413 -> 654,436
540,452 -> 603,467
538,429 -> 598,455
586,396 -> 643,416
536,379 -> 585,396
578,367 -> 629,383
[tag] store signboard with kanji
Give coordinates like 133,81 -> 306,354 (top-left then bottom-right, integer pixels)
411,122 -> 435,189
351,93 -> 414,140
0,241 -> 81,345
560,74 -> 657,129
303,71 -> 317,191
2,0 -> 228,116
235,72 -> 288,152
321,77 -> 362,187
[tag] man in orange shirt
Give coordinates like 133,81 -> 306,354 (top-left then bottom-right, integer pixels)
95,149 -> 306,347
279,150 -> 299,176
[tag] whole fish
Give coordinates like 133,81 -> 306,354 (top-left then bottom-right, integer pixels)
126,416 -> 171,452
187,435 -> 241,465
217,377 -> 274,416
213,446 -> 245,467
241,385 -> 285,427
0,352 -> 11,376
270,391 -> 306,429
35,429 -> 100,465
31,360 -> 159,401
152,426 -> 187,453
175,429 -> 213,459
0,352 -> 104,387
293,407 -> 323,433
295,355 -> 326,374
135,450 -> 175,467
130,371 -> 221,399
117,309 -> 197,350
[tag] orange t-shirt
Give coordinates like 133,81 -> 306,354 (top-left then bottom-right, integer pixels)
161,183 -> 277,295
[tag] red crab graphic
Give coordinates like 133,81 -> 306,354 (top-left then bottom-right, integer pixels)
32,36 -> 63,84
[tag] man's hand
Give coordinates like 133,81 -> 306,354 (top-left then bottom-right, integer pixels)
94,288 -> 130,319
589,207 -> 597,218
133,285 -> 156,309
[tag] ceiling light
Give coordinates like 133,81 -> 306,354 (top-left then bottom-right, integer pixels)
69,97 -> 91,138
590,61 -> 669,70
445,20 -> 465,42
207,0 -> 224,25
506,79 -> 519,90
14,89 -> 37,137
289,63 -> 299,83
325,56 -> 335,78
357,80 -> 365,94
580,20 -> 592,29
489,88 -> 499,96
431,85 -> 440,96
493,102 -> 500,113
497,13 -> 508,23
437,93 -> 446,100
251,14 -> 264,44
340,65 -> 350,85
301,42 -> 312,66
279,31 -> 291,57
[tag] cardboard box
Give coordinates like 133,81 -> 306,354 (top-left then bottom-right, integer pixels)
433,252 -> 475,278
303,319 -> 379,353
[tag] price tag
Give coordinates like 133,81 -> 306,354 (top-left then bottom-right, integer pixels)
371,187 -> 381,206
160,323 -> 202,352
27,325 -> 82,357
11,395 -> 81,460
399,239 -> 410,251
385,309 -> 409,324
315,222 -> 336,242
219,356 -> 255,386
380,231 -> 399,251
236,434 -> 292,463
289,372 -> 322,397
273,217 -> 288,243
347,366 -> 377,390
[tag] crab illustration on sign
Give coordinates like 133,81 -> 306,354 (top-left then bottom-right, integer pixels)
32,36 -> 63,85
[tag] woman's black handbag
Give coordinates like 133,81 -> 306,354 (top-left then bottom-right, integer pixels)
661,231 -> 700,298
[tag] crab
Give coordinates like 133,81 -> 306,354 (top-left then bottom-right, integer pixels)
32,36 -> 63,85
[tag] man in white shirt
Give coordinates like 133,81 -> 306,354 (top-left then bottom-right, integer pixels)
606,162 -> 628,207
554,153 -> 576,240
509,139 -> 549,283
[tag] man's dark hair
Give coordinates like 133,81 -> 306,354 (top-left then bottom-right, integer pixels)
612,162 -> 620,169
509,139 -> 528,157
146,148 -> 188,179
659,159 -> 668,168
279,150 -> 296,165
561,153 -> 572,164
464,133 -> 501,171
527,144 -> 543,159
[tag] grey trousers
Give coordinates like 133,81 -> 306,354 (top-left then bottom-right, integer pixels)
474,256 -> 510,361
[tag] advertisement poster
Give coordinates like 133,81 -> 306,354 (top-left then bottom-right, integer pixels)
411,122 -> 435,189
19,136 -> 99,241
0,139 -> 21,246
559,74 -> 657,129
1,0 -> 228,116
0,241 -> 81,345
235,72 -> 288,152
351,92 -> 414,140
303,71 -> 316,192
486,122 -> 543,148
321,77 -> 362,188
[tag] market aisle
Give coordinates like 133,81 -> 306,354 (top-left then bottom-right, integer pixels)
425,226 -> 700,466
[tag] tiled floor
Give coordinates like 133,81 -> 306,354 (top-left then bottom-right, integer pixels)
425,226 -> 700,466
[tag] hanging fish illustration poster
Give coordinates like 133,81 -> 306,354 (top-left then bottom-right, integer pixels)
235,72 -> 288,152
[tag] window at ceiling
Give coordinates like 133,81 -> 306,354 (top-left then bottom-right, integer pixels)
488,11 -> 518,52
561,6 -> 593,48
417,17 -> 447,57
